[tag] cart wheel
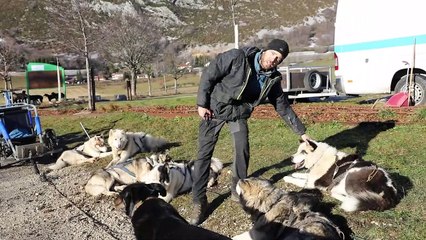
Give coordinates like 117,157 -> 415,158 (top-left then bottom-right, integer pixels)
303,70 -> 323,92
43,129 -> 59,151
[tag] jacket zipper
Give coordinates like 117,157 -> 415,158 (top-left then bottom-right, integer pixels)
236,67 -> 252,100
254,75 -> 280,106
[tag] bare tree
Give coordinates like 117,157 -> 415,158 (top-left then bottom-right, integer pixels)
162,42 -> 187,94
142,65 -> 154,96
170,64 -> 184,95
0,38 -> 24,90
100,13 -> 161,97
46,0 -> 102,111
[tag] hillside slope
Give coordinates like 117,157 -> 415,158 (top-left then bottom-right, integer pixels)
0,0 -> 336,51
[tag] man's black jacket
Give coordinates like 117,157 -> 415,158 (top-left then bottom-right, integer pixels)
196,46 -> 306,135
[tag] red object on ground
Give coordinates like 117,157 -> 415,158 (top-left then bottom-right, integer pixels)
386,92 -> 409,107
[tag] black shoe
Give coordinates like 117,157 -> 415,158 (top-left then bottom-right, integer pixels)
189,200 -> 208,225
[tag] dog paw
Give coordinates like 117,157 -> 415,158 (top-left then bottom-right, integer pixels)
283,176 -> 292,182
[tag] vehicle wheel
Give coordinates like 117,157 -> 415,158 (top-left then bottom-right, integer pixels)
303,70 -> 322,92
395,74 -> 426,105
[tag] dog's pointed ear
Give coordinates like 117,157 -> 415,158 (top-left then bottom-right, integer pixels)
149,183 -> 167,197
119,190 -> 135,217
158,164 -> 170,184
306,139 -> 318,150
109,129 -> 114,138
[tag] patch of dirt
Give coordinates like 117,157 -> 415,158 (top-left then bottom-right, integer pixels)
39,104 -> 422,124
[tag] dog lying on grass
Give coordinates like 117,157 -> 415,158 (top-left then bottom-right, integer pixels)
84,154 -> 165,196
47,135 -> 111,171
233,177 -> 344,240
107,129 -> 180,168
283,140 -> 399,212
115,183 -> 231,240
140,157 -> 223,202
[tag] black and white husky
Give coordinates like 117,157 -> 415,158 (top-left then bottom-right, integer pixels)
283,140 -> 398,212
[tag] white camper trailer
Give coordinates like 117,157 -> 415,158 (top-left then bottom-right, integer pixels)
334,0 -> 426,105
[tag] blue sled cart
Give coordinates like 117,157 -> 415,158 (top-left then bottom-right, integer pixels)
0,91 -> 61,173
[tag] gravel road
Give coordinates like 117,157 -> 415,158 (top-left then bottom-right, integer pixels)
0,161 -> 135,240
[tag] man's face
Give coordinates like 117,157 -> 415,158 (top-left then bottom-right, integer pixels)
260,50 -> 283,70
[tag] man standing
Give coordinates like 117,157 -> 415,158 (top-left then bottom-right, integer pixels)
190,39 -> 311,225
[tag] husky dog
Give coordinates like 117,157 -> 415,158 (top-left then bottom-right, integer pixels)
232,177 -> 344,240
47,135 -> 111,171
283,140 -> 398,212
115,183 -> 231,240
140,158 -> 223,202
85,156 -> 157,196
107,129 -> 180,168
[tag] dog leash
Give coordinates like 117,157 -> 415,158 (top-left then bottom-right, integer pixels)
366,165 -> 379,182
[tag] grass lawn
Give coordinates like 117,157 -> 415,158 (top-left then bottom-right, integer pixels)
38,98 -> 426,240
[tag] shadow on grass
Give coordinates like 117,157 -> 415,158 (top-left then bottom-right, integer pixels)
250,157 -> 295,184
57,118 -> 122,148
322,120 -> 396,156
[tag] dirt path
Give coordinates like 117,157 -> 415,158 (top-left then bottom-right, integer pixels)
39,104 -> 422,125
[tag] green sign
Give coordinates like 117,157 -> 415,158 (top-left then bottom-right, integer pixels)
25,62 -> 66,97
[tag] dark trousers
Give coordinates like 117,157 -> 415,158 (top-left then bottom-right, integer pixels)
192,118 -> 249,204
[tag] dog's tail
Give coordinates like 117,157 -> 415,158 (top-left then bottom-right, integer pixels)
347,189 -> 397,212
207,157 -> 223,188
47,158 -> 68,171
210,157 -> 224,173
344,170 -> 398,211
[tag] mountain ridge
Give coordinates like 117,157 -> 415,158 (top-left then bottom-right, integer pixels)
0,0 -> 336,52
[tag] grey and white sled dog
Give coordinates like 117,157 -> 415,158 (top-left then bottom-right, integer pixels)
84,154 -> 168,197
107,129 -> 180,168
47,135 -> 111,171
232,177 -> 344,240
140,157 -> 223,202
283,140 -> 398,212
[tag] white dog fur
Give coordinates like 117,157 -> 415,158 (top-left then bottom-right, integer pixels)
47,135 -> 111,171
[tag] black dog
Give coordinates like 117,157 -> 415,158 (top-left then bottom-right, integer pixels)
44,92 -> 65,102
29,95 -> 43,104
115,183 -> 231,240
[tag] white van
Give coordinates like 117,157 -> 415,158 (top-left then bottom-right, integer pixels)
334,0 -> 426,105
